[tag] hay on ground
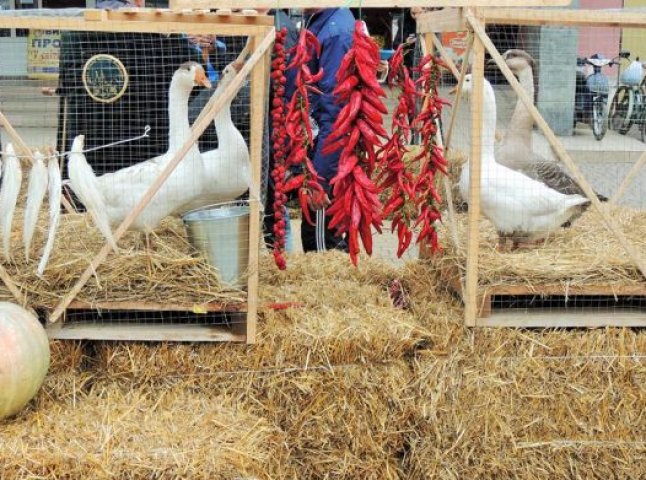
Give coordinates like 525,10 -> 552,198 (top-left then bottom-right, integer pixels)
0,211 -> 246,308
437,204 -> 646,289
0,381 -> 288,480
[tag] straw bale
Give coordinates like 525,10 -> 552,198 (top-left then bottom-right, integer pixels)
0,211 -> 244,308
402,354 -> 646,479
76,252 -> 431,375
437,204 -> 646,288
0,382 -> 288,479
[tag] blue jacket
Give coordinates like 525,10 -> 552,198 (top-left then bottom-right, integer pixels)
305,8 -> 355,185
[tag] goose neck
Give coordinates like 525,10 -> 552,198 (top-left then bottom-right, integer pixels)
168,76 -> 192,152
507,67 -> 535,141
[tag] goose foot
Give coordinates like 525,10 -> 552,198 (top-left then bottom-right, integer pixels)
496,234 -> 513,252
512,238 -> 546,250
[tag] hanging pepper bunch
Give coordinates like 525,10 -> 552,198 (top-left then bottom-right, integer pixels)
411,55 -> 450,253
283,28 -> 327,229
269,28 -> 289,270
377,44 -> 419,257
323,20 -> 389,266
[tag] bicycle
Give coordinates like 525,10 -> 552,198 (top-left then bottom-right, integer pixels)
575,52 -> 629,141
608,53 -> 646,141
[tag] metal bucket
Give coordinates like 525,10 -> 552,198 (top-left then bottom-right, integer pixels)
182,201 -> 250,288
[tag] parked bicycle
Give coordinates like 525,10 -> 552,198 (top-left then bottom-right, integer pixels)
608,53 -> 646,141
574,51 -> 629,141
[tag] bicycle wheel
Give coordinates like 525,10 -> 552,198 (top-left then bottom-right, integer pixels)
609,87 -> 632,134
592,97 -> 608,140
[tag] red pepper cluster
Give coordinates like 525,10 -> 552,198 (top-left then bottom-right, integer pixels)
269,28 -> 289,270
378,44 -> 418,257
324,20 -> 388,266
283,29 -> 327,227
411,55 -> 450,253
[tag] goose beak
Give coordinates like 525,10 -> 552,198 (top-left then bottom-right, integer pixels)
195,68 -> 212,89
448,86 -> 458,95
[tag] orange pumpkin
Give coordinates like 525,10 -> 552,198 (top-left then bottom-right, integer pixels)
0,302 -> 50,420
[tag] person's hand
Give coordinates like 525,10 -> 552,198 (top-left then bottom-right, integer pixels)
188,34 -> 216,51
308,191 -> 331,211
376,60 -> 388,74
405,34 -> 417,45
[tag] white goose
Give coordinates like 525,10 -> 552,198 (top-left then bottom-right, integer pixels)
0,143 -> 22,260
176,63 -> 250,214
23,150 -> 48,260
457,75 -> 590,249
68,62 -> 211,240
493,49 -> 607,203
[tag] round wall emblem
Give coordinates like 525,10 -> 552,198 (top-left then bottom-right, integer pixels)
82,54 -> 129,104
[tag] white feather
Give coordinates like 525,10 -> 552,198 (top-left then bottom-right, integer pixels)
67,135 -> 118,252
23,151 -> 49,261
37,154 -> 62,276
0,143 -> 23,260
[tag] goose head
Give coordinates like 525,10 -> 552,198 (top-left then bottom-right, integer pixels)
4,143 -> 15,157
450,73 -> 495,104
175,61 -> 212,90
71,134 -> 85,152
216,61 -> 242,91
501,49 -> 535,75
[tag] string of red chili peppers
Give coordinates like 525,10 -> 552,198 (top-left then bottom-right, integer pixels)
378,44 -> 419,258
283,29 -> 328,230
269,28 -> 289,270
411,55 -> 450,253
323,20 -> 389,266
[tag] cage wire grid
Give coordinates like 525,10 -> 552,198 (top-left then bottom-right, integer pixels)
436,17 -> 646,324
0,23 -> 268,331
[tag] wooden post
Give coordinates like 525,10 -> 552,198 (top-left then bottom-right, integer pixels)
464,10 -> 484,327
49,27 -> 276,324
610,149 -> 646,205
0,110 -> 32,161
244,32 -> 269,344
466,11 -> 646,282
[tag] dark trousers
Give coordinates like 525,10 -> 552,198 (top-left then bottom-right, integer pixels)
300,205 -> 347,253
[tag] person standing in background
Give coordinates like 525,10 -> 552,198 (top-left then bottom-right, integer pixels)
297,8 -> 355,253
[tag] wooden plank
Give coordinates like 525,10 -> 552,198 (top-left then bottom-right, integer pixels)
488,284 -> 646,296
467,12 -> 646,283
0,16 -> 269,35
482,7 -> 646,29
169,0 -> 572,9
66,300 -> 247,312
84,9 -> 108,21
46,322 -> 246,342
481,309 -> 646,328
464,11 -> 485,327
245,32 -> 269,345
101,8 -> 273,25
417,8 -> 466,34
48,27 -> 276,325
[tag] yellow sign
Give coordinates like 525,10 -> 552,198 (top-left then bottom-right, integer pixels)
82,54 -> 129,104
27,30 -> 61,80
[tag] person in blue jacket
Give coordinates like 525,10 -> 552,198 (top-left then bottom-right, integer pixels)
299,7 -> 355,253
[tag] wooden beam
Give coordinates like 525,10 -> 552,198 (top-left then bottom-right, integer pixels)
441,31 -> 473,262
610,149 -> 646,205
66,300 -> 246,312
482,7 -> 646,28
46,322 -> 247,342
245,32 -> 269,345
464,10 -> 485,328
466,11 -> 646,283
417,8 -> 466,34
99,8 -> 273,25
48,27 -> 276,324
169,0 -> 572,9
0,15 -> 270,35
0,110 -> 32,162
